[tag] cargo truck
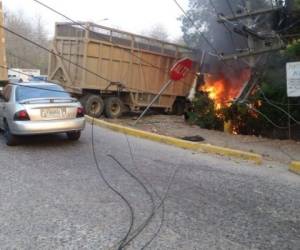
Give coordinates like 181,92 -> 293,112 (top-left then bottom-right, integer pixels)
48,22 -> 198,118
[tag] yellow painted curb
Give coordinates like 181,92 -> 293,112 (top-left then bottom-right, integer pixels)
86,116 -> 263,165
289,161 -> 300,175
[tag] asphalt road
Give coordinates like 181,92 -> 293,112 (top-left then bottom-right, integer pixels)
0,124 -> 299,250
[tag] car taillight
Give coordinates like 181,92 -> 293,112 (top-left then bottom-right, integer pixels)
76,107 -> 85,118
14,110 -> 30,121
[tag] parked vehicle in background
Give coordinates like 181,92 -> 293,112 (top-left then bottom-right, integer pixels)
48,22 -> 199,118
29,75 -> 48,82
0,81 -> 85,146
8,68 -> 41,82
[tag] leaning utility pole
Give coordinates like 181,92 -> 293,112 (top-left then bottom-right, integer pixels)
217,0 -> 286,101
0,0 -> 7,85
217,1 -> 285,62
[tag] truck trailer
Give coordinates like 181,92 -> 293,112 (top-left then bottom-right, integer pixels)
48,22 -> 198,118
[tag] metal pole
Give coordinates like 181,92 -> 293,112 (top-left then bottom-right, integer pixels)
288,97 -> 291,140
246,0 -> 256,68
134,79 -> 173,125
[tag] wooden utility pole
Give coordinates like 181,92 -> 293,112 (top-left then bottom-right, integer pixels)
217,1 -> 285,102
217,2 -> 285,62
0,0 -> 7,84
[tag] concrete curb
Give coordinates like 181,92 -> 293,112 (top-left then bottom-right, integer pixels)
86,116 -> 263,165
289,161 -> 300,175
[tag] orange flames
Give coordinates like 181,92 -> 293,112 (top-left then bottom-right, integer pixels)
201,69 -> 251,109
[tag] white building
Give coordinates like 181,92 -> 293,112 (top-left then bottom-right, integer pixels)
8,68 -> 41,82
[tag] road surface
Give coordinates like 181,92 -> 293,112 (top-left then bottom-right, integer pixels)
0,124 -> 299,249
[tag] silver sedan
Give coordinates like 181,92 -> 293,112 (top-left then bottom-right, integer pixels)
0,82 -> 85,146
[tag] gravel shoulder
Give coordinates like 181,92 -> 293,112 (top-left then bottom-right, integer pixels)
104,114 -> 300,165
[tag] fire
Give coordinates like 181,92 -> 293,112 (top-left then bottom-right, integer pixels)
200,69 -> 251,109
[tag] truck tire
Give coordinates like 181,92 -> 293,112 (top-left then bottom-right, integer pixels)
104,97 -> 124,119
83,95 -> 104,117
4,121 -> 19,146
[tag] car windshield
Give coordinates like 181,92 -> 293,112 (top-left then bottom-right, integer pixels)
16,85 -> 70,102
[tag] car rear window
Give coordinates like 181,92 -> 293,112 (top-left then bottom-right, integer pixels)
16,85 -> 70,102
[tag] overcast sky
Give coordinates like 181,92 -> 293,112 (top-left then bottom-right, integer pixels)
3,0 -> 189,40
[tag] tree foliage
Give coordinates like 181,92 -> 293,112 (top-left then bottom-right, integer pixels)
187,92 -> 223,130
141,24 -> 170,41
5,10 -> 50,74
223,41 -> 300,139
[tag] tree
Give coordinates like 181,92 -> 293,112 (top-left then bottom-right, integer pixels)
5,10 -> 50,74
141,24 -> 170,41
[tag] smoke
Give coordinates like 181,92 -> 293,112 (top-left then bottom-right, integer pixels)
182,0 -> 282,75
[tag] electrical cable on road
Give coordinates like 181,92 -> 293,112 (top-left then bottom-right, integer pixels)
1,24 -> 156,248
90,116 -> 135,250
106,153 -> 156,247
2,21 -> 180,248
27,2 -> 189,246
3,60 -> 164,249
123,132 -> 160,248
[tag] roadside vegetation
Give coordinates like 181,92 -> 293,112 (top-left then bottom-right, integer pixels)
4,10 -> 49,74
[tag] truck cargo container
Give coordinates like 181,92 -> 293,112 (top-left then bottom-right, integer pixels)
48,22 -> 198,118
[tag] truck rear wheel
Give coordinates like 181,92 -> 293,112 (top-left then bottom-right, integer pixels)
104,97 -> 124,119
83,95 -> 104,118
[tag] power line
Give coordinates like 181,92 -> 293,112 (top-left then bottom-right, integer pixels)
0,65 -> 80,93
107,154 -> 156,249
123,135 -> 166,249
225,0 -> 235,17
1,24 -> 112,84
6,50 -> 42,69
172,0 -> 220,55
245,103 -> 290,129
91,118 -> 135,250
2,24 -> 170,96
3,22 -> 151,249
2,22 -> 178,248
258,88 -> 300,124
3,4 -> 183,247
31,0 -> 198,81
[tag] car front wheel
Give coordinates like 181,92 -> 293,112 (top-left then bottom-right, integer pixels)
66,131 -> 81,141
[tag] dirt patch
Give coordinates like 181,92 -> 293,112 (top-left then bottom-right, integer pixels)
104,114 -> 300,164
